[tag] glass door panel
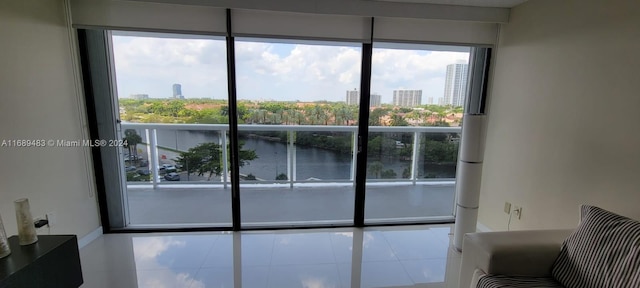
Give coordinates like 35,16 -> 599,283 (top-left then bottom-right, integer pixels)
235,38 -> 362,226
112,31 -> 231,226
364,43 -> 470,223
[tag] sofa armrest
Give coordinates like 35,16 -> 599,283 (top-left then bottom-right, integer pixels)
459,229 -> 573,288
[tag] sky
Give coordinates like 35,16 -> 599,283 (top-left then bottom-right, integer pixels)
112,34 -> 469,104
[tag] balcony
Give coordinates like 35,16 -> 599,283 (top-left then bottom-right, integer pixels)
120,123 -> 461,227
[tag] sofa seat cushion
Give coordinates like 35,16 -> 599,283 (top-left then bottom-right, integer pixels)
552,205 -> 640,288
477,275 -> 564,288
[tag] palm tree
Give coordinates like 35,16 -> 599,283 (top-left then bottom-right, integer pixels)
333,106 -> 354,125
123,129 -> 142,164
368,161 -> 384,179
306,105 -> 325,125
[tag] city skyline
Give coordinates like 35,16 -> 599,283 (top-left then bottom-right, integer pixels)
112,34 -> 470,103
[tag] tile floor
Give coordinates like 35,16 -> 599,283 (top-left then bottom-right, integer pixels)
79,225 -> 462,288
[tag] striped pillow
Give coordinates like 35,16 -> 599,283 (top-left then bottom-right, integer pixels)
551,205 -> 640,288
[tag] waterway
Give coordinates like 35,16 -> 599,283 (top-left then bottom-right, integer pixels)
148,129 -> 455,181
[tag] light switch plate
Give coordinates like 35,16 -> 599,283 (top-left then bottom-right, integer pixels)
504,202 -> 511,214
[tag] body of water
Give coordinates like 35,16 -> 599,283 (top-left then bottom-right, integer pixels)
148,130 -> 454,181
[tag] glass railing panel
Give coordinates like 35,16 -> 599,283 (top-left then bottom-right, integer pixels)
237,130 -> 286,182
294,131 -> 354,182
416,132 -> 460,180
121,128 -> 152,183
366,132 -> 414,181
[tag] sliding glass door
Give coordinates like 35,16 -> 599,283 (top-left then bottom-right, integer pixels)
364,43 -> 470,223
234,38 -> 362,227
111,31 -> 232,227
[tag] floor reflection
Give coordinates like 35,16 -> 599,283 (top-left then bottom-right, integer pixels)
80,225 -> 461,288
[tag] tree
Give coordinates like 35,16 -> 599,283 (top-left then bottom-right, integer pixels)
176,142 -> 257,181
368,161 -> 384,179
421,140 -> 458,164
381,169 -> 397,179
166,101 -> 186,117
369,108 -> 390,126
332,105 -> 354,125
123,129 -> 142,163
276,173 -> 288,180
390,114 -> 409,126
402,167 -> 411,179
306,105 -> 326,125
368,135 -> 398,158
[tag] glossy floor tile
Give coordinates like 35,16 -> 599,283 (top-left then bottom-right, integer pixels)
80,225 -> 461,288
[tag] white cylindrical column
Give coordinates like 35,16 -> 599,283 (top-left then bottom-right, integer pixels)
455,162 -> 483,208
453,115 -> 486,251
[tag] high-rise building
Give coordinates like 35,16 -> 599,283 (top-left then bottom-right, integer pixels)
130,94 -> 149,100
346,90 -> 381,107
370,93 -> 381,107
346,89 -> 359,105
172,83 -> 182,98
392,90 -> 422,107
443,63 -> 469,107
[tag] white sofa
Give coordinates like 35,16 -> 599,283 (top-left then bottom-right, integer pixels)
459,205 -> 640,288
459,229 -> 573,288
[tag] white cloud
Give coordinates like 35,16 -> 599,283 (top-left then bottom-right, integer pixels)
371,49 -> 469,103
112,34 -> 469,103
113,35 -> 228,99
133,236 -> 185,261
132,237 -> 205,288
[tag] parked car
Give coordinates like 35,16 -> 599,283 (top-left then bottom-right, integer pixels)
159,164 -> 177,173
137,169 -> 150,176
125,166 -> 137,172
124,155 -> 144,161
164,172 -> 180,181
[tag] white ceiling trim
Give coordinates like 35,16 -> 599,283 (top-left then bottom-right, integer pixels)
126,0 -> 511,23
370,0 -> 528,8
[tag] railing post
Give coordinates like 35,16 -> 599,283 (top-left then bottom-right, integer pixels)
351,130 -> 358,182
411,131 -> 420,185
147,128 -> 160,188
221,131 -> 229,189
288,130 -> 294,188
291,131 -> 296,186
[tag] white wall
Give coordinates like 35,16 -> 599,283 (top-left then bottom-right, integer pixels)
478,0 -> 640,231
0,0 -> 101,239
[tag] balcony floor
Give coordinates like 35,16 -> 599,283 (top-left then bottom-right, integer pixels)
125,183 -> 455,226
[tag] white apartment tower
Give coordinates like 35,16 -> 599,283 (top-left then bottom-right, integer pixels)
346,90 -> 381,107
130,94 -> 149,100
346,89 -> 359,105
393,90 -> 422,107
443,63 -> 469,107
369,93 -> 381,107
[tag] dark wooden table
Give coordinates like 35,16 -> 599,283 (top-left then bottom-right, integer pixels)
0,235 -> 83,288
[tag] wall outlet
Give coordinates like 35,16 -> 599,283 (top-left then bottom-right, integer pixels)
46,212 -> 56,227
504,202 -> 512,214
513,206 -> 522,220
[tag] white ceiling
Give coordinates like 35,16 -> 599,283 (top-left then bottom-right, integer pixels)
372,0 -> 529,8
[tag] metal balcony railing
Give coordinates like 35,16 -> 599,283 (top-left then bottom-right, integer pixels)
120,123 -> 461,188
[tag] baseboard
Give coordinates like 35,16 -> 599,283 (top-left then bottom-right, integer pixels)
78,226 -> 103,249
476,222 -> 492,232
